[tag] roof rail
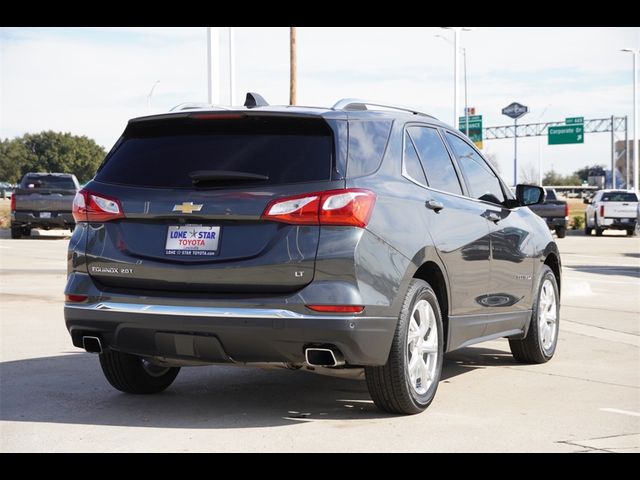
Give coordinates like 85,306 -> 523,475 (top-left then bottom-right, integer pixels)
169,102 -> 232,112
332,98 -> 437,119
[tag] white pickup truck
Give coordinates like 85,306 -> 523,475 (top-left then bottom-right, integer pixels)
585,189 -> 638,236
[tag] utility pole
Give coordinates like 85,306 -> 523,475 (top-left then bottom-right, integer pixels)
228,27 -> 235,106
463,48 -> 469,136
289,27 -> 297,105
207,27 -> 220,104
622,48 -> 639,193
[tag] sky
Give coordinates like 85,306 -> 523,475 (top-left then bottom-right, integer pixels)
1,26 -> 639,183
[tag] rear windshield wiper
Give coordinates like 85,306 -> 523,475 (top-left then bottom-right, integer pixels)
189,170 -> 269,186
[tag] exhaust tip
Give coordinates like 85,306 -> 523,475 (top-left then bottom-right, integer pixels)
82,336 -> 102,354
305,347 -> 345,367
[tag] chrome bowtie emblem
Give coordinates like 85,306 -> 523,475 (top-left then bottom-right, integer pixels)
173,202 -> 203,214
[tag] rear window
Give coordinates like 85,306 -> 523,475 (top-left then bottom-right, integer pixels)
23,175 -> 76,190
601,192 -> 638,202
96,116 -> 334,188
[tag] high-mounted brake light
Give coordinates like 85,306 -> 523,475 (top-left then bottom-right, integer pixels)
261,189 -> 376,228
190,113 -> 244,120
72,189 -> 124,223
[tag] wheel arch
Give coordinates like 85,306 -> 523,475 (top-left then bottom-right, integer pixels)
412,261 -> 450,351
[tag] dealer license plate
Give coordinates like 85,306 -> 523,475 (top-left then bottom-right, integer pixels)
40,212 -> 52,219
165,225 -> 220,256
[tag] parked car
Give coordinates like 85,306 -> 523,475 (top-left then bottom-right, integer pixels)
64,96 -> 561,415
527,187 -> 569,238
0,181 -> 14,199
10,172 -> 80,238
584,189 -> 638,236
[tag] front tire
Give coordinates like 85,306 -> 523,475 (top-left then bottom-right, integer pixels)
365,279 -> 444,415
99,349 -> 180,394
584,214 -> 592,236
509,265 -> 559,364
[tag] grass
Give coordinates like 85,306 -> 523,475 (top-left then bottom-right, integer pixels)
0,199 -> 10,229
566,197 -> 588,217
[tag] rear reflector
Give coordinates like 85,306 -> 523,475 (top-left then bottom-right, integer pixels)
262,189 -> 376,228
600,205 -> 604,218
306,305 -> 364,313
66,294 -> 88,302
72,190 -> 124,223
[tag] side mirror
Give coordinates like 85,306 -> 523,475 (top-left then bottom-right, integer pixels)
516,184 -> 545,206
583,198 -> 591,204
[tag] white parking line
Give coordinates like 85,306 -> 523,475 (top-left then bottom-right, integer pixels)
563,320 -> 640,347
599,408 -> 640,417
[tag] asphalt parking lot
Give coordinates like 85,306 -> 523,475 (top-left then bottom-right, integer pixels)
1,228 -> 638,452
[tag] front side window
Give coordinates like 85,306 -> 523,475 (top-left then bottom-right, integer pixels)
445,132 -> 505,205
408,127 -> 462,195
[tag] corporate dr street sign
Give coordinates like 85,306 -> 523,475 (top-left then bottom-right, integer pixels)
548,125 -> 584,144
548,116 -> 584,144
459,114 -> 483,149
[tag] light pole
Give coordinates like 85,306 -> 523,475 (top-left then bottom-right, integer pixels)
537,104 -> 552,186
228,27 -> 235,106
207,27 -> 220,104
147,80 -> 160,111
435,35 -> 469,133
622,48 -> 639,193
440,27 -> 472,126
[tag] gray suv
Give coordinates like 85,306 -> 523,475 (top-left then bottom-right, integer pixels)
64,96 -> 561,414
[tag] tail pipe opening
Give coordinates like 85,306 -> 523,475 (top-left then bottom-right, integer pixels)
305,346 -> 345,367
82,336 -> 103,354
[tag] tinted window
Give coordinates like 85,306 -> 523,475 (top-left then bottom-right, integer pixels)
96,117 -> 334,188
23,175 -> 76,190
446,132 -> 505,205
408,127 -> 462,195
403,132 -> 427,184
601,192 -> 638,202
346,120 -> 393,177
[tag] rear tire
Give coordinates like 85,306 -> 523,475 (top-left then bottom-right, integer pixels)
555,227 -> 566,239
509,265 -> 559,364
595,228 -> 603,236
21,227 -> 31,237
99,349 -> 180,394
365,279 -> 444,415
626,229 -> 634,236
584,214 -> 592,236
10,226 -> 21,239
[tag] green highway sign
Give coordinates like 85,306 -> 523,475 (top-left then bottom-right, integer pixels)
565,117 -> 584,125
459,114 -> 483,148
548,125 -> 584,145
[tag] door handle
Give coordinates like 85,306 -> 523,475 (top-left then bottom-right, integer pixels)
425,200 -> 444,212
485,211 -> 501,223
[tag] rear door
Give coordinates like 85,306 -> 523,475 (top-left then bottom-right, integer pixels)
84,113 -> 342,294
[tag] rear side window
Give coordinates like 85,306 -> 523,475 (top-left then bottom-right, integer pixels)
601,192 -> 638,202
408,127 -> 462,195
403,132 -> 427,184
23,175 -> 76,189
545,189 -> 557,200
346,119 -> 393,177
96,116 -> 334,188
446,132 -> 505,205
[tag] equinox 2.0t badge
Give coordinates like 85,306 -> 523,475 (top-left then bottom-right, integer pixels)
173,202 -> 203,214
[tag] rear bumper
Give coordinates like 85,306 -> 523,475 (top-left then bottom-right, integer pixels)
12,211 -> 74,228
600,218 -> 636,230
64,301 -> 397,366
543,217 -> 568,229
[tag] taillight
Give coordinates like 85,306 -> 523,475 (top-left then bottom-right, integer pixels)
600,205 -> 605,217
10,194 -> 16,212
564,203 -> 569,218
306,305 -> 364,313
72,189 -> 124,223
261,189 -> 376,228
65,294 -> 88,302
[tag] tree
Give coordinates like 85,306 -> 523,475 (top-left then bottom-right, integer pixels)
573,164 -> 606,183
485,152 -> 501,173
542,168 -> 580,186
519,162 -> 539,185
0,131 -> 105,184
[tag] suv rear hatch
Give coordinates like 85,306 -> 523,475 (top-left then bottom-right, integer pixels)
82,113 -> 344,294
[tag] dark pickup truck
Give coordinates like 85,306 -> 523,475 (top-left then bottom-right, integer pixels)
10,173 -> 80,238
528,187 -> 569,238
